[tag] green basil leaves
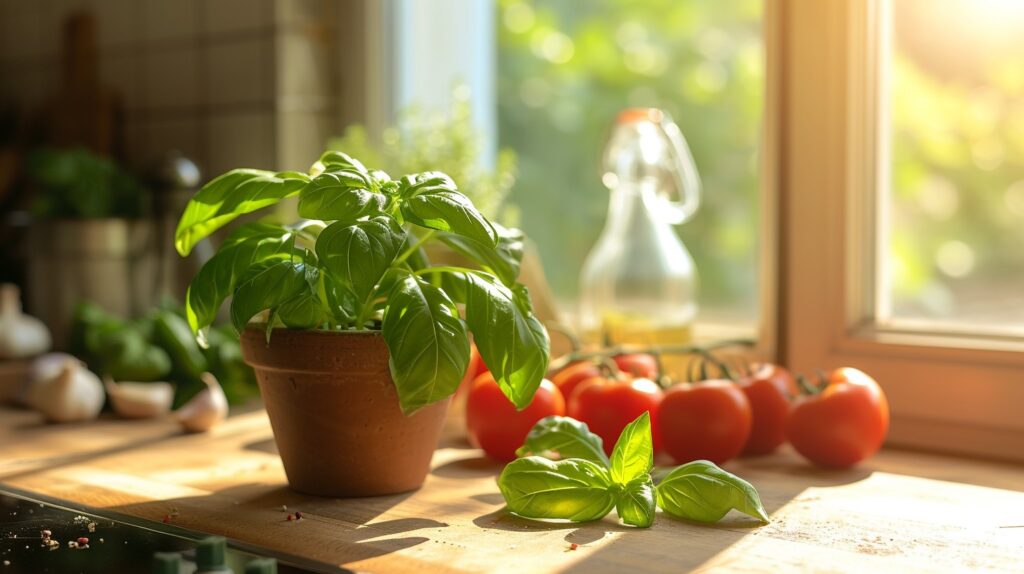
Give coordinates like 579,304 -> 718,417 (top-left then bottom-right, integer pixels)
498,458 -> 616,522
175,149 -> 548,415
499,413 -> 656,527
381,276 -> 470,413
497,414 -> 770,529
175,169 -> 309,256
315,217 -> 406,304
461,273 -> 549,410
656,460 -> 770,524
515,416 -> 609,466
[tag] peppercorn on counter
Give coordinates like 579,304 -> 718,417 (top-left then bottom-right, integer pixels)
0,405 -> 1021,573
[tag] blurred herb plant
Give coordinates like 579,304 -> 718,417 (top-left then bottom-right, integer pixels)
28,147 -> 147,218
329,92 -> 519,224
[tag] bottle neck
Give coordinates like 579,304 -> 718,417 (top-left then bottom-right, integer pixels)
604,179 -> 664,236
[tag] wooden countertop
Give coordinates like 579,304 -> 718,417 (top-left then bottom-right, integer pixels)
1,405 -> 1022,573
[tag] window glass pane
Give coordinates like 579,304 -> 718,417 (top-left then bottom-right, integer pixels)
496,0 -> 763,324
883,0 -> 1024,333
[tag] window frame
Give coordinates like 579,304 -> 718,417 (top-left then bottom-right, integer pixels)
777,0 -> 1024,461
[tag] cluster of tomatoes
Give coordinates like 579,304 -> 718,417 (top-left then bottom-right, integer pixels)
462,345 -> 890,469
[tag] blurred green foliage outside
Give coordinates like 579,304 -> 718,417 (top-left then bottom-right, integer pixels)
496,0 -> 763,320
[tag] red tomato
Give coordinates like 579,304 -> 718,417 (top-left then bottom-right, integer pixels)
739,363 -> 797,456
568,377 -> 663,455
787,367 -> 889,468
613,353 -> 659,379
658,380 -> 752,465
455,344 -> 488,398
465,373 -> 565,461
551,361 -> 603,400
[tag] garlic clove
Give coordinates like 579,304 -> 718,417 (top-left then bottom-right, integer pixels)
24,353 -> 83,406
104,377 -> 175,419
26,358 -> 104,423
0,284 -> 52,360
175,372 -> 228,433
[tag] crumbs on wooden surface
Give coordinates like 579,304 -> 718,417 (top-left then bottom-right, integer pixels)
569,543 -> 578,551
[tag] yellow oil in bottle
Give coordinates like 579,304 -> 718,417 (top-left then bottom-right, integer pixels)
584,313 -> 697,380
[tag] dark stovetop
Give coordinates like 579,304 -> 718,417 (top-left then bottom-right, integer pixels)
0,486 -> 339,574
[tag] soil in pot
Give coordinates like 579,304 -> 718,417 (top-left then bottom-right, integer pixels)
240,327 -> 450,497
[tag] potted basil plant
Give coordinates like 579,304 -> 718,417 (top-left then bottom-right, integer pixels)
174,151 -> 549,497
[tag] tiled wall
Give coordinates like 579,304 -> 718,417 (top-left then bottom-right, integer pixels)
0,0 -> 340,176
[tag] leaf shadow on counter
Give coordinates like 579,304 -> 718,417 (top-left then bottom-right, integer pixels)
106,482 -> 447,569
430,453 -> 504,479
463,451 -> 878,574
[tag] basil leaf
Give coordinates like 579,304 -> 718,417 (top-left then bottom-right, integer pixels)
320,273 -> 358,323
498,457 -> 616,522
459,273 -> 549,410
610,412 -> 654,484
185,223 -> 297,334
515,416 -> 610,466
615,477 -> 656,528
175,169 -> 309,256
316,151 -> 369,175
399,173 -> 497,246
298,171 -> 388,222
398,171 -> 455,193
382,275 -> 470,414
276,293 -> 324,329
315,217 -> 405,303
656,460 -> 770,524
229,260 -> 312,332
437,224 -> 524,286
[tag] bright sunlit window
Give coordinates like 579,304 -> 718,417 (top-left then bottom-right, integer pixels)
496,0 -> 764,325
881,0 -> 1024,335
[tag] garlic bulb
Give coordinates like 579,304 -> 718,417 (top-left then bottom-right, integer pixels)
0,284 -> 51,359
175,372 -> 228,432
26,358 -> 104,423
104,377 -> 175,419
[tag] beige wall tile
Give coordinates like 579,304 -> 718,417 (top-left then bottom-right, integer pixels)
206,111 -> 275,174
205,36 -> 274,107
102,52 -> 143,110
276,29 -> 333,109
0,0 -> 46,16
276,110 -> 334,171
142,0 -> 198,43
202,0 -> 272,35
93,0 -> 141,49
0,64 -> 51,109
38,2 -> 67,59
143,114 -> 202,166
144,46 -> 199,110
123,118 -> 149,169
0,10 -> 43,63
276,0 -> 331,27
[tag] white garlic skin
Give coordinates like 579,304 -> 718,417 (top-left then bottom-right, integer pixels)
175,372 -> 228,432
105,378 -> 175,419
26,359 -> 104,423
0,284 -> 51,360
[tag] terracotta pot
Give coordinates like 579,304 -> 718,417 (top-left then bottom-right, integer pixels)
240,328 -> 449,497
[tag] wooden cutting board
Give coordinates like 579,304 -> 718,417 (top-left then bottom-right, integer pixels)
1,405 -> 1022,573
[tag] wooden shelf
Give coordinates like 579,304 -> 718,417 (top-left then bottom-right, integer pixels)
1,405 -> 1021,573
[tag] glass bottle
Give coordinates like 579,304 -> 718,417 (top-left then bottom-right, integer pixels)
579,108 -> 701,377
